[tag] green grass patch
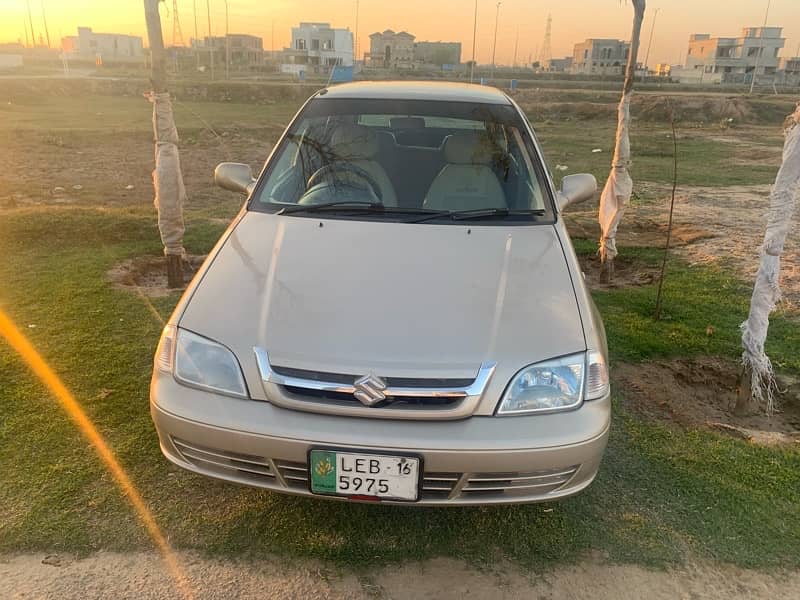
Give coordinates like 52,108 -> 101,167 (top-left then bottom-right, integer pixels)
2,95 -> 299,133
571,240 -> 800,371
1,208 -> 799,571
536,122 -> 779,187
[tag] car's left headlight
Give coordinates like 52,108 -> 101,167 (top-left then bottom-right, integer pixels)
496,351 -> 608,415
155,325 -> 248,398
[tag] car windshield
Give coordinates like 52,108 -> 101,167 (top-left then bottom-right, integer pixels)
251,97 -> 553,223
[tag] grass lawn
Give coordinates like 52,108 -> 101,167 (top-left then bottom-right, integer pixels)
536,122 -> 782,189
1,92 -> 799,571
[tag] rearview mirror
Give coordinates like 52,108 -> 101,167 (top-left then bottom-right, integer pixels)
214,162 -> 256,195
557,173 -> 597,212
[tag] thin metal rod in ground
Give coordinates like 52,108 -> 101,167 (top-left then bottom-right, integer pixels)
654,107 -> 678,321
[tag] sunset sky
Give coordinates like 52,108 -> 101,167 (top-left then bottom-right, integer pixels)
2,0 -> 798,67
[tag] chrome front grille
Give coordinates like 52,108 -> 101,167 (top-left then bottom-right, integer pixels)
421,472 -> 461,499
275,460 -> 309,490
253,347 -> 497,420
460,467 -> 579,498
172,438 -> 578,503
271,366 -> 474,389
281,386 -> 462,410
172,438 -> 276,484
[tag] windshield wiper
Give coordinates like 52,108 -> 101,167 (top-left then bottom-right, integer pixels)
278,202 -> 450,217
408,208 -> 546,224
277,201 -> 384,215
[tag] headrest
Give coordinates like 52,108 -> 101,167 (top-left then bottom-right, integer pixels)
390,116 -> 426,129
331,125 -> 379,160
443,132 -> 504,165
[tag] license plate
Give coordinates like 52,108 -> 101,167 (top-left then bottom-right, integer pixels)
309,449 -> 420,501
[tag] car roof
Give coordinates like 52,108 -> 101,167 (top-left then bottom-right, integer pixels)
318,81 -> 512,105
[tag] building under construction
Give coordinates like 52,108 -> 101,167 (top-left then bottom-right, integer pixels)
61,27 -> 144,63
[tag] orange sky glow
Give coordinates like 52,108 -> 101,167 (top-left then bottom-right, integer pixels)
2,0 -> 799,67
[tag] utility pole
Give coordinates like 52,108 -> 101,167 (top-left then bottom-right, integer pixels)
750,0 -> 771,95
470,0 -> 478,83
25,0 -> 36,48
642,7 -> 659,80
224,0 -> 230,79
513,26 -> 519,68
205,0 -> 214,79
40,0 -> 51,48
490,1 -> 501,80
539,14 -> 552,67
172,0 -> 184,46
193,0 -> 199,70
354,0 -> 360,66
642,7 -> 659,81
143,0 -> 186,288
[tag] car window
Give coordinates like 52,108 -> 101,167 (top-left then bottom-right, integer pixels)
358,115 -> 485,130
251,98 -> 553,223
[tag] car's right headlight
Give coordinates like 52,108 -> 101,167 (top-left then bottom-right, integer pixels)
496,351 -> 608,415
155,325 -> 248,398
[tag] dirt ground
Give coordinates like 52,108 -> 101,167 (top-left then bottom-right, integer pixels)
2,552 -> 799,600
578,252 -> 662,289
565,183 -> 800,309
614,358 -> 800,445
108,255 -> 207,297
0,127 -> 275,211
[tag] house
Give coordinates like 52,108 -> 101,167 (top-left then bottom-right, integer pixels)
61,27 -> 143,62
679,27 -> 785,84
654,63 -> 672,77
414,41 -> 462,66
281,22 -> 353,75
570,39 -> 630,75
191,34 -> 264,67
780,56 -> 800,85
543,56 -> 573,72
367,30 -> 415,68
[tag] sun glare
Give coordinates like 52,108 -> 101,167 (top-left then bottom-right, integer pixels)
0,309 -> 194,600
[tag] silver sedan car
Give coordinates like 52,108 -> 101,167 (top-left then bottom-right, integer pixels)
150,81 -> 610,505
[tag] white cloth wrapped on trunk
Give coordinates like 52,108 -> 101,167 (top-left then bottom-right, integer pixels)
740,103 -> 800,414
148,92 -> 186,257
598,92 -> 633,263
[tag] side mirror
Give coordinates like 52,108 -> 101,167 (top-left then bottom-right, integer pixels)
557,173 -> 597,212
214,162 -> 256,195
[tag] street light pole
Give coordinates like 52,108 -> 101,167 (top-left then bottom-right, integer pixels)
513,25 -> 519,68
490,1 -> 501,80
25,0 -> 36,47
750,0 -> 771,95
224,0 -> 230,79
470,0 -> 478,83
642,7 -> 659,81
205,0 -> 214,79
354,0 -> 360,66
40,0 -> 51,48
193,0 -> 199,70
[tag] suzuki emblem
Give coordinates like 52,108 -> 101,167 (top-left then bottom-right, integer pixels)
353,373 -> 388,406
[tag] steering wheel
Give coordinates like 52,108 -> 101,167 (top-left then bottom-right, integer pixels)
305,162 -> 383,202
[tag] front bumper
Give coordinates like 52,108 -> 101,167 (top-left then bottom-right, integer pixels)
150,373 -> 611,505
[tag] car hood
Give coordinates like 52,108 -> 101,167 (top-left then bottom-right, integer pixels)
180,211 -> 586,397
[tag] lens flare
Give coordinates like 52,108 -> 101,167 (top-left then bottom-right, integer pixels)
0,309 -> 194,600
